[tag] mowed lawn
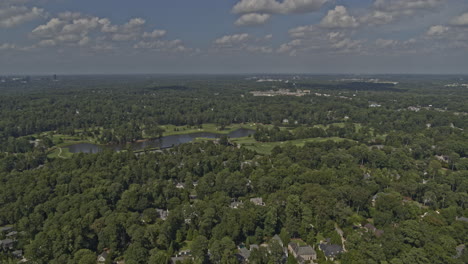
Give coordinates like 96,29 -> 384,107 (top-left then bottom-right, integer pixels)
159,123 -> 258,136
231,136 -> 348,154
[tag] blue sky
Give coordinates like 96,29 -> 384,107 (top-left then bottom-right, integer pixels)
0,0 -> 467,74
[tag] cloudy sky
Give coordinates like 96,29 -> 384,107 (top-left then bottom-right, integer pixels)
0,0 -> 467,74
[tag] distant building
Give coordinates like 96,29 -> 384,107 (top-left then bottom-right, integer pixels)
250,197 -> 265,206
319,242 -> 343,260
288,241 -> 317,264
6,231 -> 18,238
171,249 -> 192,264
12,250 -> 23,259
0,239 -> 15,250
236,247 -> 251,263
230,201 -> 243,209
0,226 -> 13,233
455,244 -> 465,259
156,209 -> 169,220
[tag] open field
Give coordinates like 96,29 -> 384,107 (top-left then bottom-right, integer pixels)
231,136 -> 349,154
159,123 -> 259,137
47,147 -> 74,159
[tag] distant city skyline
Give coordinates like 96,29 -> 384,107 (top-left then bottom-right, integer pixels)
1,0 -> 468,74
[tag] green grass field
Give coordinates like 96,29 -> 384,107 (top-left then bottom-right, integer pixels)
159,123 -> 258,137
231,136 -> 348,154
47,147 -> 74,159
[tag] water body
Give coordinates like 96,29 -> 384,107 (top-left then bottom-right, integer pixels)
67,128 -> 255,154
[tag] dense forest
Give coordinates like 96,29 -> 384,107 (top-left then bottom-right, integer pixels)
0,75 -> 467,264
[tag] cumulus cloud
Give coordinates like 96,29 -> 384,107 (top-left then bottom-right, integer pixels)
426,25 -> 449,35
232,0 -> 328,15
134,39 -> 191,52
321,6 -> 359,29
30,12 -> 180,53
235,13 -> 270,26
31,14 -> 146,45
281,24 -> 366,56
277,39 -> 302,55
0,43 -> 17,50
143,30 -> 167,38
361,0 -> 447,25
0,5 -> 45,28
375,38 -> 399,48
214,33 -> 249,45
373,0 -> 445,12
450,12 -> 468,26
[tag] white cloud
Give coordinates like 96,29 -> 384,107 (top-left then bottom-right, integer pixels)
214,33 -> 249,45
361,0 -> 447,25
288,25 -> 315,38
320,6 -> 359,29
373,0 -> 445,12
232,0 -> 328,15
134,39 -> 191,52
426,25 -> 449,36
450,12 -> 468,26
143,30 -> 167,38
277,39 -> 302,55
235,13 -> 270,26
375,38 -> 399,48
282,24 -> 366,55
31,14 -> 151,47
0,6 -> 45,28
0,43 -> 17,50
246,45 -> 273,53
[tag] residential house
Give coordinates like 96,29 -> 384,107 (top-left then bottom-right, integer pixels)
455,244 -> 465,259
250,197 -> 265,206
0,239 -> 15,250
156,209 -> 169,221
12,250 -> 23,258
171,249 -> 192,264
319,243 -> 343,260
288,242 -> 317,264
236,247 -> 251,263
0,227 -> 13,234
175,183 -> 186,189
6,231 -> 18,238
456,216 -> 468,223
97,250 -> 110,263
230,201 -> 243,209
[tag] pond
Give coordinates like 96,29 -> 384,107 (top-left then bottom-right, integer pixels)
66,128 -> 255,154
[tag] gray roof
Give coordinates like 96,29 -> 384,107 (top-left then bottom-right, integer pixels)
289,242 -> 316,256
171,256 -> 191,264
6,231 -> 18,237
238,247 -> 251,259
0,239 -> 14,244
98,251 -> 108,259
0,226 -> 13,232
455,244 -> 465,258
250,197 -> 264,205
319,244 -> 343,257
297,245 -> 316,256
456,216 -> 468,222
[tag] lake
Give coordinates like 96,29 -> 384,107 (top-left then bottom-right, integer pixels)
66,128 -> 255,154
